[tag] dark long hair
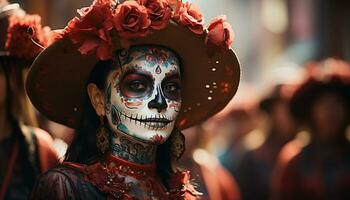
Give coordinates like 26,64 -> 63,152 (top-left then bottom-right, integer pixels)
1,57 -> 37,126
64,59 -> 174,185
0,56 -> 39,189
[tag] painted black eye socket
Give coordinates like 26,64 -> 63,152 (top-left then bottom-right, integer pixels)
162,79 -> 181,101
120,73 -> 153,98
129,80 -> 147,92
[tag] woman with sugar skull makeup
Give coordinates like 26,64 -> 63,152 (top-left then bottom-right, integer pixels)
28,0 -> 240,199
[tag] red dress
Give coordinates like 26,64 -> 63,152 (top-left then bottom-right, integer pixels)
31,154 -> 201,200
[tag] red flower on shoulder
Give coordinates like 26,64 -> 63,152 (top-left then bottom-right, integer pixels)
67,0 -> 114,60
113,1 -> 151,39
173,2 -> 204,34
205,15 -> 234,49
5,14 -> 50,60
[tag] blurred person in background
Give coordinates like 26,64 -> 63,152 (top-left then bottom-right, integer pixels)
216,84 -> 260,177
179,125 -> 241,200
38,118 -> 75,158
0,1 -> 59,199
274,58 -> 350,200
236,83 -> 297,200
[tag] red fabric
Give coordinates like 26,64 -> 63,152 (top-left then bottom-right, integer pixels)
270,139 -> 304,200
62,155 -> 201,199
34,128 -> 60,172
272,141 -> 350,200
199,158 -> 241,200
30,166 -> 83,200
216,165 -> 241,200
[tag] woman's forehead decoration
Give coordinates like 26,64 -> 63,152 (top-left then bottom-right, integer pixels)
116,46 -> 180,73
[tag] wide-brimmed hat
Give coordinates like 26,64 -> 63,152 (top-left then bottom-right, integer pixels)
26,0 -> 241,130
290,59 -> 350,123
0,3 -> 50,66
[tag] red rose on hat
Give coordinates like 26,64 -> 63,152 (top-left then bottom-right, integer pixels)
205,15 -> 234,49
138,0 -> 171,30
174,2 -> 204,34
114,1 -> 151,39
67,2 -> 114,60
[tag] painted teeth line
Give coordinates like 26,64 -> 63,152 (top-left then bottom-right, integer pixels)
116,110 -> 173,130
117,110 -> 172,122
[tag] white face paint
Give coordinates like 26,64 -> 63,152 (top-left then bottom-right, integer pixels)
105,46 -> 181,144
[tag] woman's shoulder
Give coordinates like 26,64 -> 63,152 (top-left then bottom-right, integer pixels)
21,125 -> 60,171
30,163 -> 101,200
44,163 -> 83,179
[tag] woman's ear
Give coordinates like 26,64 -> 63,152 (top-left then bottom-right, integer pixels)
87,83 -> 106,116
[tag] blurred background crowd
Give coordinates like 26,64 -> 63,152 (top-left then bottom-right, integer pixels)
1,0 -> 350,199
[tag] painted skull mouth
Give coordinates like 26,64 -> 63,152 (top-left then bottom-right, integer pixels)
116,109 -> 173,130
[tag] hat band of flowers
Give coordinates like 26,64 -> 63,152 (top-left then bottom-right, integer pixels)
56,0 -> 235,60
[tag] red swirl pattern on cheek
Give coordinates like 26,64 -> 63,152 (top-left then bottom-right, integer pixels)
168,101 -> 181,112
124,100 -> 143,109
120,97 -> 143,109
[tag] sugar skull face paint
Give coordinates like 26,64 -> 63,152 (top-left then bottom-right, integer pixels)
105,46 -> 181,144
